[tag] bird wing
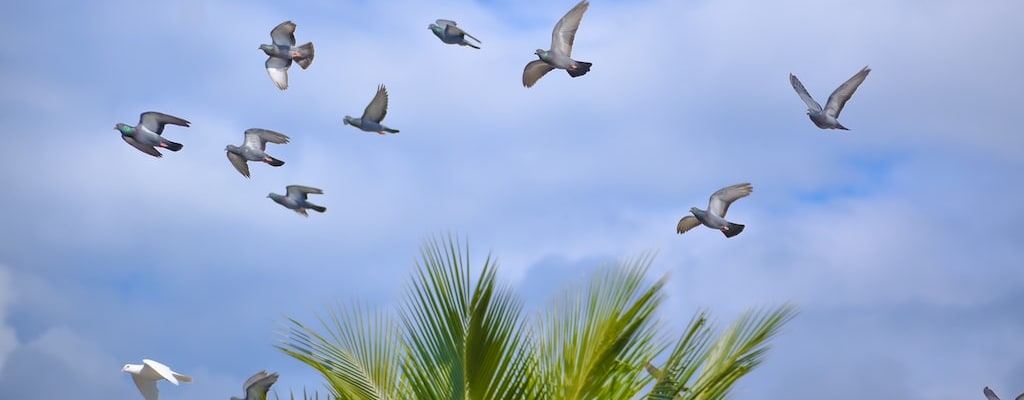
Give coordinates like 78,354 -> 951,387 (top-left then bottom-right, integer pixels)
241,370 -> 269,393
142,359 -> 180,385
361,84 -> 391,123
265,57 -> 291,90
443,23 -> 480,43
245,128 -> 290,150
131,374 -> 160,400
522,59 -> 555,88
824,66 -> 871,119
122,136 -> 162,158
676,216 -> 700,234
244,371 -> 279,400
139,112 -> 190,135
436,19 -> 458,27
270,20 -> 297,46
286,185 -> 323,200
707,182 -> 753,217
984,387 -> 1001,400
550,0 -> 589,57
789,74 -> 822,112
227,151 -> 251,178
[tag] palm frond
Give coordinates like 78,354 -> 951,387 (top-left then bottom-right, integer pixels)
649,304 -> 798,400
276,302 -> 404,400
398,234 -> 535,400
535,252 -> 667,400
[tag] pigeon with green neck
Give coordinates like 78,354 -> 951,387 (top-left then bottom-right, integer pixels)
259,20 -> 315,90
428,19 -> 481,49
115,111 -> 190,158
522,0 -> 592,88
343,84 -> 400,135
268,185 -> 327,217
225,128 -> 290,178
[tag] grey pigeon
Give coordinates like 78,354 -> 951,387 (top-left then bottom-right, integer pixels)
522,0 -> 592,88
676,183 -> 753,238
225,128 -> 290,178
428,19 -> 481,49
268,185 -> 326,216
259,20 -> 315,90
115,112 -> 190,158
984,386 -> 1024,400
343,84 -> 400,134
789,66 -> 871,130
230,370 -> 279,400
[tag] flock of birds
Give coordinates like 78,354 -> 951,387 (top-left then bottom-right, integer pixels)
110,0 -> 887,399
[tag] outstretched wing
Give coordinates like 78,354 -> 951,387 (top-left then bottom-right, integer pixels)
270,20 -> 297,46
676,216 -> 700,234
123,136 -> 162,158
243,371 -> 280,400
131,374 -> 160,400
522,59 -> 555,88
286,185 -> 323,200
707,182 -> 753,217
362,84 -> 391,123
824,66 -> 871,118
789,74 -> 822,112
550,0 -> 589,57
227,151 -> 251,178
139,111 -> 190,135
244,128 -> 290,151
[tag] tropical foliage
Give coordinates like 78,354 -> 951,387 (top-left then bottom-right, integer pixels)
278,235 -> 796,400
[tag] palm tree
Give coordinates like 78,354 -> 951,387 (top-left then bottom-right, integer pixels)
278,235 -> 796,400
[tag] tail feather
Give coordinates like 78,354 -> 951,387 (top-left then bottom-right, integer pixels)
296,42 -> 314,69
173,373 -> 192,383
265,156 -> 285,167
721,222 -> 745,238
163,140 -> 183,152
567,61 -> 592,78
464,41 -> 481,49
309,204 -> 327,213
383,127 -> 400,134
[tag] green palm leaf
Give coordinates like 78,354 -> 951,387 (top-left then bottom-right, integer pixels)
276,302 -> 403,400
399,235 -> 535,400
535,253 -> 667,400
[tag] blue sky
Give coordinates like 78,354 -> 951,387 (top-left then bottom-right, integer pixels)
1,0 -> 1022,399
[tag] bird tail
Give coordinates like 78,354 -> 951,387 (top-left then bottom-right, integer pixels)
567,61 -> 592,78
464,41 -> 481,50
308,203 -> 327,213
835,123 -> 850,130
721,222 -> 745,238
295,42 -> 314,69
162,139 -> 184,152
384,128 -> 400,134
265,156 -> 285,167
173,373 -> 192,383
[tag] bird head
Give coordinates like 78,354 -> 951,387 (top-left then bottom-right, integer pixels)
267,193 -> 278,199
115,123 -> 134,136
428,23 -> 439,31
342,116 -> 353,126
121,364 -> 137,373
689,207 -> 703,216
258,44 -> 274,54
534,49 -> 547,58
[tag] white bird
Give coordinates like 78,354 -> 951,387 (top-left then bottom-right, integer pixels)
231,370 -> 280,400
122,359 -> 193,400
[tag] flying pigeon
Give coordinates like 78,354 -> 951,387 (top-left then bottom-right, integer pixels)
676,183 -> 753,238
225,128 -> 290,178
343,84 -> 400,134
789,66 -> 871,130
428,19 -> 481,49
122,359 -> 192,400
231,370 -> 279,400
259,20 -> 315,90
984,386 -> 1024,400
268,185 -> 327,216
522,0 -> 592,88
115,111 -> 191,158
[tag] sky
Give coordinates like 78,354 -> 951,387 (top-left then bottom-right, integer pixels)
0,0 -> 1022,399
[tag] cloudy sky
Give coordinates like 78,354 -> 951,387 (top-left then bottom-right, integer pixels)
1,0 -> 1022,398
